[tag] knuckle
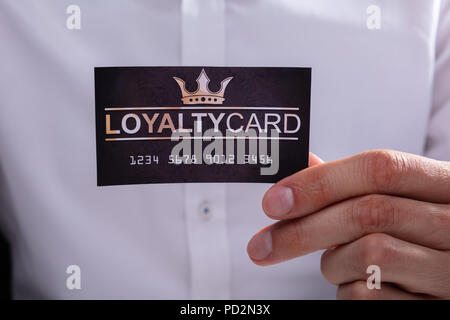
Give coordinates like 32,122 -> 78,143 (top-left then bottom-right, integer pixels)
351,195 -> 397,232
289,169 -> 331,205
290,219 -> 310,252
358,233 -> 396,267
361,150 -> 407,191
432,206 -> 450,229
427,206 -> 450,248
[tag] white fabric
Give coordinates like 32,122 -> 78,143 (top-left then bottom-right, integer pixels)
0,0 -> 448,299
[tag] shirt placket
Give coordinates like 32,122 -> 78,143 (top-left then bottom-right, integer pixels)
180,0 -> 230,299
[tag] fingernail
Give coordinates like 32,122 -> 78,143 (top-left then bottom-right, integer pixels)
247,230 -> 272,261
263,186 -> 294,218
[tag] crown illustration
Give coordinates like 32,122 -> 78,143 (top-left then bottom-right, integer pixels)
173,69 -> 233,105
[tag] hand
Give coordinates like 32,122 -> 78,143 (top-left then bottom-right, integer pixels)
247,150 -> 450,299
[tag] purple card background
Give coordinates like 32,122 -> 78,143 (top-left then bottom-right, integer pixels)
95,66 -> 311,186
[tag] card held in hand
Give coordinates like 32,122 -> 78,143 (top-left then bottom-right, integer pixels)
95,67 -> 311,186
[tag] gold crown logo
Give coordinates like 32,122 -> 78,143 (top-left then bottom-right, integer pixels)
173,69 -> 233,105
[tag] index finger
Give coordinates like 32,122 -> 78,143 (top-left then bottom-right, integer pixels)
263,150 -> 450,220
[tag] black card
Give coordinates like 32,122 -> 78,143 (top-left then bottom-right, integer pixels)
95,67 -> 311,186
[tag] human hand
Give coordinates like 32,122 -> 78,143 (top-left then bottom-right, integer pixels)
247,150 -> 450,299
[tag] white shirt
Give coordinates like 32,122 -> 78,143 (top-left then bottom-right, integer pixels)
0,0 -> 449,299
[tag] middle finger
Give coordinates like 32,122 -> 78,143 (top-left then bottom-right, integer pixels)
248,195 -> 450,264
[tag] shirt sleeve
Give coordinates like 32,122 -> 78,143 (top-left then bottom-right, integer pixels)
425,0 -> 450,161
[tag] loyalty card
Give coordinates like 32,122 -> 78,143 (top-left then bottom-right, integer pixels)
95,67 -> 311,186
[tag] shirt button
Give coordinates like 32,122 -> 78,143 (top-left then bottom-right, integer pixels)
198,201 -> 213,221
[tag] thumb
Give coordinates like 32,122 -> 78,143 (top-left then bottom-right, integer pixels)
309,152 -> 324,167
